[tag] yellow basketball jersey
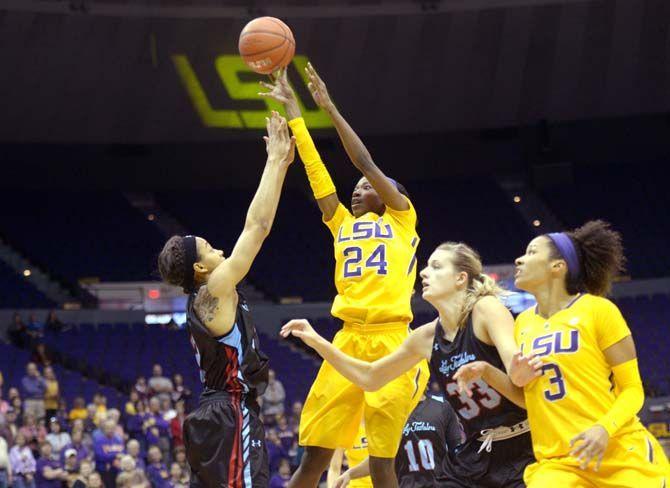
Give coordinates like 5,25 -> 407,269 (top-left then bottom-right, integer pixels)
345,423 -> 373,488
324,198 -> 419,326
514,294 -> 645,461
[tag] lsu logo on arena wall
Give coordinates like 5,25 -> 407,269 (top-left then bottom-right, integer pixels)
172,54 -> 333,129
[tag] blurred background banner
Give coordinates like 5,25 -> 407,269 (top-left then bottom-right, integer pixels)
1,0 -> 670,142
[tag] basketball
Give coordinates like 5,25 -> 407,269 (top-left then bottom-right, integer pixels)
239,17 -> 295,75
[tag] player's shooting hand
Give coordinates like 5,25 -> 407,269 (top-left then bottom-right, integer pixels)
509,352 -> 543,387
453,361 -> 488,398
279,319 -> 322,349
258,68 -> 296,105
305,62 -> 334,111
264,111 -> 296,167
569,425 -> 609,471
333,471 -> 351,488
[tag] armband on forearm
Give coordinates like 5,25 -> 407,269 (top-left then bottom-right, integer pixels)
288,117 -> 336,199
596,359 -> 644,436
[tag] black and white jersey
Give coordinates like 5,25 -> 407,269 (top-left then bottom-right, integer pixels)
395,395 -> 464,487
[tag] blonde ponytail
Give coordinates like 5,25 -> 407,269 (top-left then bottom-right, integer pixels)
437,242 -> 503,327
459,273 -> 503,327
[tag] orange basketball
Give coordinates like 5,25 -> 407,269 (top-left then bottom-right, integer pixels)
239,17 -> 295,75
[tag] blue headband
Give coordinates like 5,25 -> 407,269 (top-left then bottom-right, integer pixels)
547,232 -> 580,281
387,177 -> 399,189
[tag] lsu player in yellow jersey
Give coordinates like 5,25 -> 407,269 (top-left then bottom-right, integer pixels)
454,220 -> 669,487
260,66 -> 427,486
328,422 -> 373,488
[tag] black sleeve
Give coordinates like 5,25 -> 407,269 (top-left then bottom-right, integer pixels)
444,407 -> 465,451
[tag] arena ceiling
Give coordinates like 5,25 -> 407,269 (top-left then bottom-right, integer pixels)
0,0 -> 668,143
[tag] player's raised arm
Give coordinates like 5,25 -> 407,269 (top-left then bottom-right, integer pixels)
207,112 -> 295,298
304,62 -> 408,211
259,69 -> 340,220
280,319 -> 431,391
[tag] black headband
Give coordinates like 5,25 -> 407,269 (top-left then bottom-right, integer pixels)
181,235 -> 198,294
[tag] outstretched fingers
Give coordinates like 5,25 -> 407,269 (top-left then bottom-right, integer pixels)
452,367 -> 474,398
306,62 -> 323,83
279,319 -> 307,338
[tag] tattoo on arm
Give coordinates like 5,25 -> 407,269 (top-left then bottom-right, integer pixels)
194,287 -> 219,324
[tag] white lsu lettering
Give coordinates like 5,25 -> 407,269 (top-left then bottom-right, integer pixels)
337,221 -> 394,242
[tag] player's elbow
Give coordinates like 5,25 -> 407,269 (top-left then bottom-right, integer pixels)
359,378 -> 380,392
255,219 -> 272,236
359,367 -> 383,392
354,154 -> 375,172
515,396 -> 527,409
245,218 -> 272,238
363,381 -> 383,392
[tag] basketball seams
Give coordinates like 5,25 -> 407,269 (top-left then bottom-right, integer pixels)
274,43 -> 294,74
239,32 -> 288,57
266,17 -> 292,41
241,40 -> 289,60
239,30 -> 290,40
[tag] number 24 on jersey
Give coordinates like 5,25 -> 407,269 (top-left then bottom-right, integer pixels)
343,244 -> 388,277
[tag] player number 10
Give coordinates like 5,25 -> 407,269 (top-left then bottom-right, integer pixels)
403,439 -> 435,472
343,244 -> 388,277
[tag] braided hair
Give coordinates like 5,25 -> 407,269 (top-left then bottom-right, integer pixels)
158,236 -> 196,294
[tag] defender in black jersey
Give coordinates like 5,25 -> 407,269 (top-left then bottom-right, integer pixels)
157,112 -> 296,488
395,394 -> 464,487
334,394 -> 463,488
432,316 -> 534,487
282,242 -> 535,487
184,290 -> 270,487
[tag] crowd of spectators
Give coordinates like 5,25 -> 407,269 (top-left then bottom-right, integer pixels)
258,370 -> 303,487
1,352 -> 300,488
0,359 -> 192,488
3,311 -> 312,486
8,313 -> 67,353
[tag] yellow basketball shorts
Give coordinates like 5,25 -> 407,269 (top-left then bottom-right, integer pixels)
348,474 -> 373,488
299,323 -> 428,458
525,428 -> 669,487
